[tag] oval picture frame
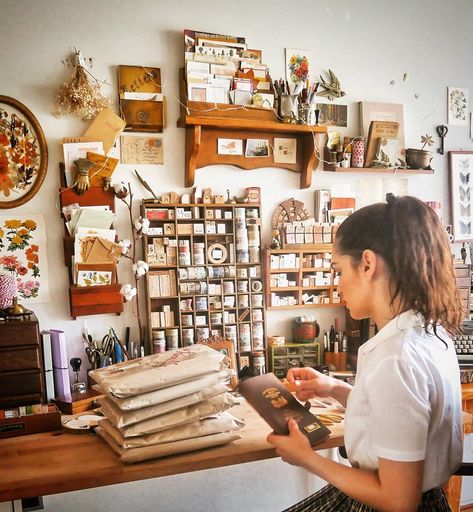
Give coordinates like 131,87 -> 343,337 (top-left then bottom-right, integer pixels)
0,95 -> 48,209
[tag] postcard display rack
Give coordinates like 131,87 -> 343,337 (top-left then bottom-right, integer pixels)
58,180 -> 124,318
142,202 -> 267,370
264,245 -> 345,309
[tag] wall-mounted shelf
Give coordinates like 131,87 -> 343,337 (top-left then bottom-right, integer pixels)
177,69 -> 327,189
323,166 -> 434,174
58,167 -> 123,319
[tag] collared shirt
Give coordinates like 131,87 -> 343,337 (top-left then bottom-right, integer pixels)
344,310 -> 462,491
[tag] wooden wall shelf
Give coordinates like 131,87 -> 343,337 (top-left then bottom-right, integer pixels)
323,166 -> 434,174
177,69 -> 327,189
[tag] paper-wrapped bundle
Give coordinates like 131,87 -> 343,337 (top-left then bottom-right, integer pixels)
90,344 -> 229,397
98,382 -> 229,428
97,426 -> 241,464
105,369 -> 232,411
99,411 -> 244,449
116,393 -> 238,437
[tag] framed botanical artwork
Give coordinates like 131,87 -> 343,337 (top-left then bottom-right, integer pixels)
449,151 -> 473,242
285,48 -> 311,89
0,96 -> 48,209
448,87 -> 469,126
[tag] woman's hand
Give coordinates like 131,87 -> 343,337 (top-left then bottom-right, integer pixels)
286,367 -> 337,402
267,419 -> 314,469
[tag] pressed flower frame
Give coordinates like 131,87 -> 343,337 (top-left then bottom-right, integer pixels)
0,96 -> 48,209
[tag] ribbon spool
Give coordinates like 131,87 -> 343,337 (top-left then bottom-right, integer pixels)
0,274 -> 17,309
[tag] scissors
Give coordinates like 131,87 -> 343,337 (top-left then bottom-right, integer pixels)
85,347 -> 101,369
101,333 -> 114,357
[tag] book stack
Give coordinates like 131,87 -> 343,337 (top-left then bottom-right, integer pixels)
91,344 -> 242,463
184,29 -> 273,108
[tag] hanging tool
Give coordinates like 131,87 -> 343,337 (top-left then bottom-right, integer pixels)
436,125 -> 448,155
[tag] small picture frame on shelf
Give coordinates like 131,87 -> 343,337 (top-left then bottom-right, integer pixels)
245,139 -> 270,158
198,338 -> 238,388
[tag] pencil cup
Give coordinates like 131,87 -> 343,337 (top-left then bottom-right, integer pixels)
278,94 -> 299,122
298,104 -> 317,126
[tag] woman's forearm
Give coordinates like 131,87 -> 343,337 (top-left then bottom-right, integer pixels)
303,452 -> 420,512
330,380 -> 352,407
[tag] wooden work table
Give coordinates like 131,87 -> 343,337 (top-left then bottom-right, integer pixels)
0,401 -> 344,502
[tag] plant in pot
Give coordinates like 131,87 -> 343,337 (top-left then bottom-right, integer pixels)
405,134 -> 434,170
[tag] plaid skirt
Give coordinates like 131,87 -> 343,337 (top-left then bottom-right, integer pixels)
282,484 -> 451,512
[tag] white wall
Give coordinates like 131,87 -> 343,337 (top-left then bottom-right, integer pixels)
2,0 -> 473,508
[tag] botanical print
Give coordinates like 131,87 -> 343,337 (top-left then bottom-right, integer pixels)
450,153 -> 473,242
285,48 -> 311,86
0,215 -> 50,303
448,87 -> 469,126
0,106 -> 41,199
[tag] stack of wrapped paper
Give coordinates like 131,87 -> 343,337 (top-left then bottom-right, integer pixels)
91,344 -> 243,463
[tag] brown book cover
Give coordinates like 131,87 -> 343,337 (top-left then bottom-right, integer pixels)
365,121 -> 400,167
239,373 -> 331,446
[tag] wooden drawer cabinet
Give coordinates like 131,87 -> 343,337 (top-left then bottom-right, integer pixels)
454,263 -> 471,319
0,314 -> 45,407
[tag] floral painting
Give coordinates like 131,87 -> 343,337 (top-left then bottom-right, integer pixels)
0,105 -> 41,200
0,215 -> 50,303
448,87 -> 469,126
285,48 -> 311,86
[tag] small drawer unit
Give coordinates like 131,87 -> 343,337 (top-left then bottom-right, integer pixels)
269,342 -> 321,379
0,314 -> 45,408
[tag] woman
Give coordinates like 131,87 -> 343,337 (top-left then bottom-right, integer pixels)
267,194 -> 463,512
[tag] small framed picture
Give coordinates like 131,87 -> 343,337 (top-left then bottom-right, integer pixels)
245,139 -> 270,158
217,138 -> 243,155
273,138 -> 297,164
449,150 -> 473,241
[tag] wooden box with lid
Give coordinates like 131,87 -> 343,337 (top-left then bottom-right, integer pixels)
0,313 -> 45,408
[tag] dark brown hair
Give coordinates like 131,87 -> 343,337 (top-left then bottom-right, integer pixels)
335,194 -> 463,334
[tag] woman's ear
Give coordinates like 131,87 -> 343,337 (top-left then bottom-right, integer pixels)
360,249 -> 378,280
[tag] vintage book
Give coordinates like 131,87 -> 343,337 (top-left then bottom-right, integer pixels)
358,101 -> 405,148
365,121 -> 400,167
239,373 -> 331,446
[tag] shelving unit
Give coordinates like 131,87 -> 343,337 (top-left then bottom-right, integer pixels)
264,246 -> 345,310
141,201 -> 267,371
177,69 -> 327,189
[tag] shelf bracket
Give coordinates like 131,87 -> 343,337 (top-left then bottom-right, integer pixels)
300,133 -> 320,189
185,125 -> 201,187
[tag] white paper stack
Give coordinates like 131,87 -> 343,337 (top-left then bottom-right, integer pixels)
91,344 -> 243,463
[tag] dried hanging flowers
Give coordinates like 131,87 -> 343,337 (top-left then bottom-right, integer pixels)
54,50 -> 111,120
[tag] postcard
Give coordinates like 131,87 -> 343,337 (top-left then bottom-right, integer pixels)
77,270 -> 113,287
188,85 -> 207,102
218,139 -> 243,156
273,138 -> 297,164
120,135 -> 163,165
316,103 -> 348,127
245,139 -> 270,158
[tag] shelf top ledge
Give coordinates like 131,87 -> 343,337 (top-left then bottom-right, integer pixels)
178,115 -> 328,134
